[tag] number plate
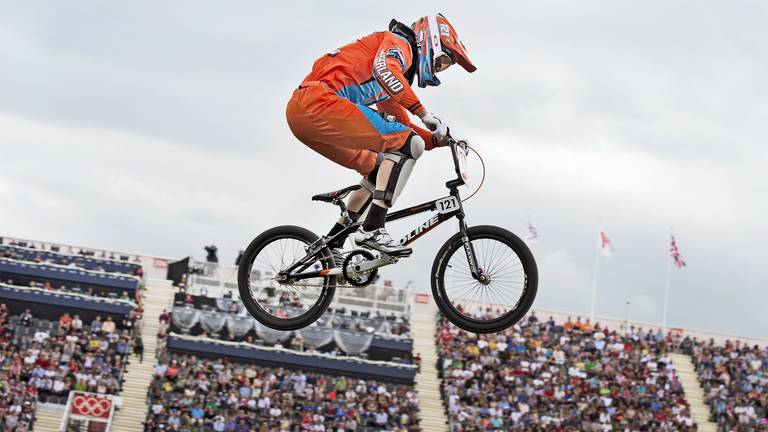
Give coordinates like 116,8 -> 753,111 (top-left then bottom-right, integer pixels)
457,145 -> 470,184
436,196 -> 460,214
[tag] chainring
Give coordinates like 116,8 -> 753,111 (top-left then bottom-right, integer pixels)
342,249 -> 379,287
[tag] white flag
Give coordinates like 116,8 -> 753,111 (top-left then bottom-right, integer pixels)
526,222 -> 539,244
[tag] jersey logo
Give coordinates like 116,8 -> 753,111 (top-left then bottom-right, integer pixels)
385,47 -> 406,68
373,50 -> 405,94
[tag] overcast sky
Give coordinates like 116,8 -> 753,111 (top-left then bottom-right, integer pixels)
1,1 -> 766,338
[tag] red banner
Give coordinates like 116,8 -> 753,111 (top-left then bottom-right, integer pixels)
153,258 -> 168,268
415,293 -> 430,304
70,394 -> 112,419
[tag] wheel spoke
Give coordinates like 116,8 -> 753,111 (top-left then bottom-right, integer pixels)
437,234 -> 531,326
242,236 -> 333,323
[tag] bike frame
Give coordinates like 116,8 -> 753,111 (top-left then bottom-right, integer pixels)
277,140 -> 485,283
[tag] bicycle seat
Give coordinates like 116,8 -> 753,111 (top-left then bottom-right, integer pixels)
311,185 -> 361,203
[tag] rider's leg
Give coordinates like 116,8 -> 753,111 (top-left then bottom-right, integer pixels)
357,133 -> 425,255
324,153 -> 380,249
325,186 -> 372,249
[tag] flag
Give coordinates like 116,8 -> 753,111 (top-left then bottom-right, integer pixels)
526,222 -> 539,242
599,231 -> 614,258
670,235 -> 686,268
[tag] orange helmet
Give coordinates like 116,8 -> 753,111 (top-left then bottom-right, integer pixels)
412,14 -> 476,88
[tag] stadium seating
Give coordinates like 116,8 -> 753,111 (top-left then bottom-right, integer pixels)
167,290 -> 413,363
690,338 -> 768,430
144,351 -> 421,432
0,242 -> 142,297
435,313 -> 697,431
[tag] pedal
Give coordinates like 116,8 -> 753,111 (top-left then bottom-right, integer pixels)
383,248 -> 413,258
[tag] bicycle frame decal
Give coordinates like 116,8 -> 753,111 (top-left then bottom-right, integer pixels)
397,207 -> 458,246
398,214 -> 437,246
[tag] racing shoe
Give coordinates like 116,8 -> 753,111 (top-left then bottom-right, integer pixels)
354,227 -> 412,257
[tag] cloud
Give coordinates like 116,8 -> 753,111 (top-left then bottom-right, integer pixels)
1,1 -> 766,339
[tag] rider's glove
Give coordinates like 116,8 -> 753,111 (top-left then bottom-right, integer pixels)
421,112 -> 449,141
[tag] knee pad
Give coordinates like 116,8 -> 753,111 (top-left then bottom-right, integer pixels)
373,134 -> 425,207
362,153 -> 384,192
383,134 -> 425,163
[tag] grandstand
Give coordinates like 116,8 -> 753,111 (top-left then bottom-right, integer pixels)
0,235 -> 765,431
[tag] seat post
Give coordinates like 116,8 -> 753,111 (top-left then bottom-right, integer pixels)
334,199 -> 353,225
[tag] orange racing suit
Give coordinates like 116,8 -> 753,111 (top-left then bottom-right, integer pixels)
286,30 -> 436,177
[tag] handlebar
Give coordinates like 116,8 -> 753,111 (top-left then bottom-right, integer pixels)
444,133 -> 467,152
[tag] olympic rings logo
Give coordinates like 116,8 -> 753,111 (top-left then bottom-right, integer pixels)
71,394 -> 112,418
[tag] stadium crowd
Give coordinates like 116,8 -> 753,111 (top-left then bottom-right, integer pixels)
689,338 -> 768,431
0,303 -> 139,410
436,313 -> 696,431
144,351 -> 421,432
0,305 -> 37,431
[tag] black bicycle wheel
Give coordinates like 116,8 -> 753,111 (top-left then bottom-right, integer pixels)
431,225 -> 538,333
237,225 -> 336,331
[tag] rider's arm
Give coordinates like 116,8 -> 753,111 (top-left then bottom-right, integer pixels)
376,99 -> 438,150
372,34 -> 426,117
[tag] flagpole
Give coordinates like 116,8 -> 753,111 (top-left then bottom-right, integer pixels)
662,231 -> 673,329
589,224 -> 601,320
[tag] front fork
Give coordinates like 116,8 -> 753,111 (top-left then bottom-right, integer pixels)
457,214 -> 489,284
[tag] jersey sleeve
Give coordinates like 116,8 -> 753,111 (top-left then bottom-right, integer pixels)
376,98 -> 438,151
372,34 -> 425,116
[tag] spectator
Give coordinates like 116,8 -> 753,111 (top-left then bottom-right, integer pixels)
204,244 -> 219,276
159,309 -> 170,325
19,309 -> 33,326
101,316 -> 116,335
59,312 -> 72,333
90,316 -> 103,334
134,335 -> 144,363
204,245 -> 219,263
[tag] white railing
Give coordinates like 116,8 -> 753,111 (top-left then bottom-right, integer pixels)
0,282 -> 137,307
0,256 -> 142,282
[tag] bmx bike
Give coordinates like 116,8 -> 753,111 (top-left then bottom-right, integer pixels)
237,137 -> 538,334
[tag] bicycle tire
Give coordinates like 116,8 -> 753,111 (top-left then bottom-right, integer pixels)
431,225 -> 538,333
237,225 -> 336,331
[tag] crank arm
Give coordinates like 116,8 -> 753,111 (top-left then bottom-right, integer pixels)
284,255 -> 398,281
351,255 -> 399,273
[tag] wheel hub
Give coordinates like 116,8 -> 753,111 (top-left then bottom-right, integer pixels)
477,271 -> 491,285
